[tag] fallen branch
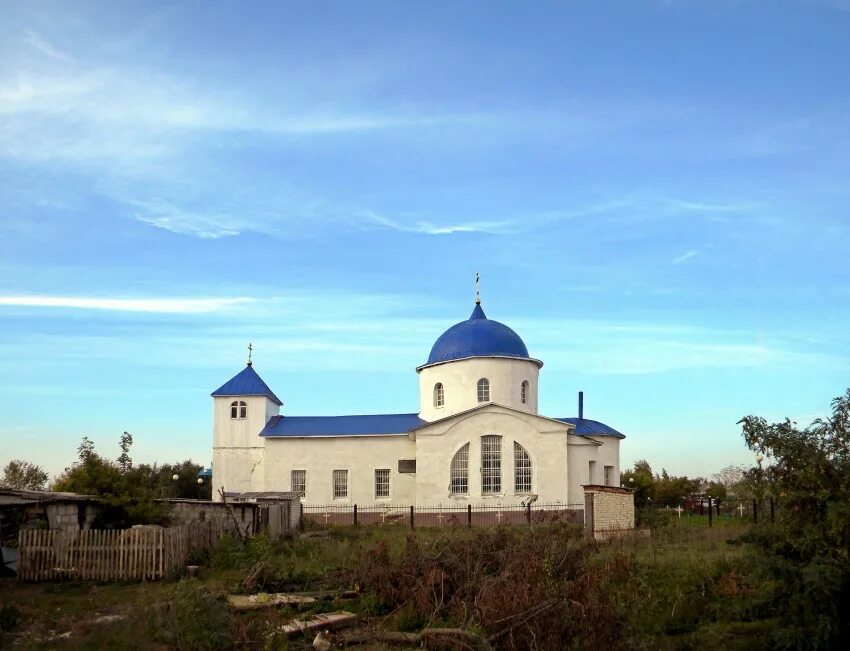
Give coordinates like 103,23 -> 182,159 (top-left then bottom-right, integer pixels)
487,600 -> 556,645
218,486 -> 248,543
339,627 -> 492,650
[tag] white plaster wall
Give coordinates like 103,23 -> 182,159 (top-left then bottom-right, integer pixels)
212,447 -> 265,497
418,358 -> 540,421
566,435 -> 621,504
212,395 -> 279,499
262,435 -> 417,506
414,405 -> 570,506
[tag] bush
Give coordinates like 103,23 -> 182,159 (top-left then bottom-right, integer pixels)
154,580 -> 235,650
354,525 -> 629,649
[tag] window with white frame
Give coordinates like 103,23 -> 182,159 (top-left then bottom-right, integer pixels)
477,378 -> 490,403
291,470 -> 306,497
450,443 -> 469,495
588,460 -> 596,484
514,442 -> 532,493
332,469 -> 348,499
375,469 -> 390,498
434,382 -> 444,408
520,380 -> 529,404
481,435 -> 502,494
604,465 -> 614,486
230,400 -> 247,419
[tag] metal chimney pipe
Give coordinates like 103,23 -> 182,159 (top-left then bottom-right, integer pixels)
579,391 -> 584,420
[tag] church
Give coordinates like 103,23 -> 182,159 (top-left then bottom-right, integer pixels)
211,296 -> 625,507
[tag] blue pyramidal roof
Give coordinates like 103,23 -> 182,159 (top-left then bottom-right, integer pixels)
211,365 -> 282,405
420,303 -> 540,369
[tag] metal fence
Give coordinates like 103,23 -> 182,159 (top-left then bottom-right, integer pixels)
641,496 -> 777,527
301,503 -> 584,529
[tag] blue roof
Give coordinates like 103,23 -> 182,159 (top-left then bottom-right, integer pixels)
211,365 -> 282,405
261,413 -> 425,437
420,303 -> 541,369
555,418 -> 625,438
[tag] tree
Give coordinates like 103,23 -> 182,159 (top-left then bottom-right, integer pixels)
740,388 -> 850,649
117,431 -> 133,472
621,459 -> 654,507
1,459 -> 49,490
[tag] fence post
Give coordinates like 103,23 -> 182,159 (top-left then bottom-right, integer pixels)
699,500 -> 704,516
752,499 -> 758,524
526,503 -> 532,527
770,496 -> 775,523
299,502 -> 304,532
467,504 -> 472,528
708,498 -> 713,527
410,505 -> 415,530
353,504 -> 358,526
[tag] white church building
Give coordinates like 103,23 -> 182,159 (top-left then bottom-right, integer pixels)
211,299 -> 624,507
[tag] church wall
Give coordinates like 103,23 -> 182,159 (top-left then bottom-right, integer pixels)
262,435 -> 417,505
567,435 -> 621,503
414,407 -> 570,507
212,396 -> 279,499
418,358 -> 540,422
213,396 -> 279,449
212,447 -> 265,497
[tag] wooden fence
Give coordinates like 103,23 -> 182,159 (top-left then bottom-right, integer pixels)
17,520 -> 232,582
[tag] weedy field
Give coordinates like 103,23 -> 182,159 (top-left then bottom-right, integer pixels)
0,520 -> 773,650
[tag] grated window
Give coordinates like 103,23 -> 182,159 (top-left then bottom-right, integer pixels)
375,469 -> 390,498
291,470 -> 306,497
481,435 -> 502,494
332,469 -> 348,499
514,442 -> 532,493
521,380 -> 529,404
450,443 -> 469,495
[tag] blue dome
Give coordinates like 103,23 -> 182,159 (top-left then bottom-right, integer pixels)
420,303 -> 541,369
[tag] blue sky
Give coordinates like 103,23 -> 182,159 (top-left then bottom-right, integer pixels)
1,0 -> 849,480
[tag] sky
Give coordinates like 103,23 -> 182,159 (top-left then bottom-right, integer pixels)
1,0 -> 849,481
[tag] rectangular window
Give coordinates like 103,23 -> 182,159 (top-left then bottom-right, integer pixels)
588,460 -> 596,485
375,469 -> 390,498
481,435 -> 502,494
604,465 -> 614,486
332,469 -> 348,499
291,470 -> 306,497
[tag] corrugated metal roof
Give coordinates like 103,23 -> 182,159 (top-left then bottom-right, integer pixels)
261,413 -> 424,437
211,365 -> 282,405
0,488 -> 95,507
555,418 -> 625,438
231,491 -> 301,501
418,303 -> 542,370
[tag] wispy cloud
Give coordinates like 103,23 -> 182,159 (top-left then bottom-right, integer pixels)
672,249 -> 700,264
22,30 -> 72,62
0,295 -> 255,313
364,212 -> 516,235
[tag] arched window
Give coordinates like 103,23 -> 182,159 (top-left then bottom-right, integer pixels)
477,378 -> 490,403
481,435 -> 502,494
434,382 -> 444,408
450,443 -> 469,495
521,380 -> 529,404
230,400 -> 247,419
514,442 -> 532,493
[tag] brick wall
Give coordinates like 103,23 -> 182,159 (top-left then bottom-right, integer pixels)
583,485 -> 635,540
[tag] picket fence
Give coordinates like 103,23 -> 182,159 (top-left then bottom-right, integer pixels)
17,520 -> 232,582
